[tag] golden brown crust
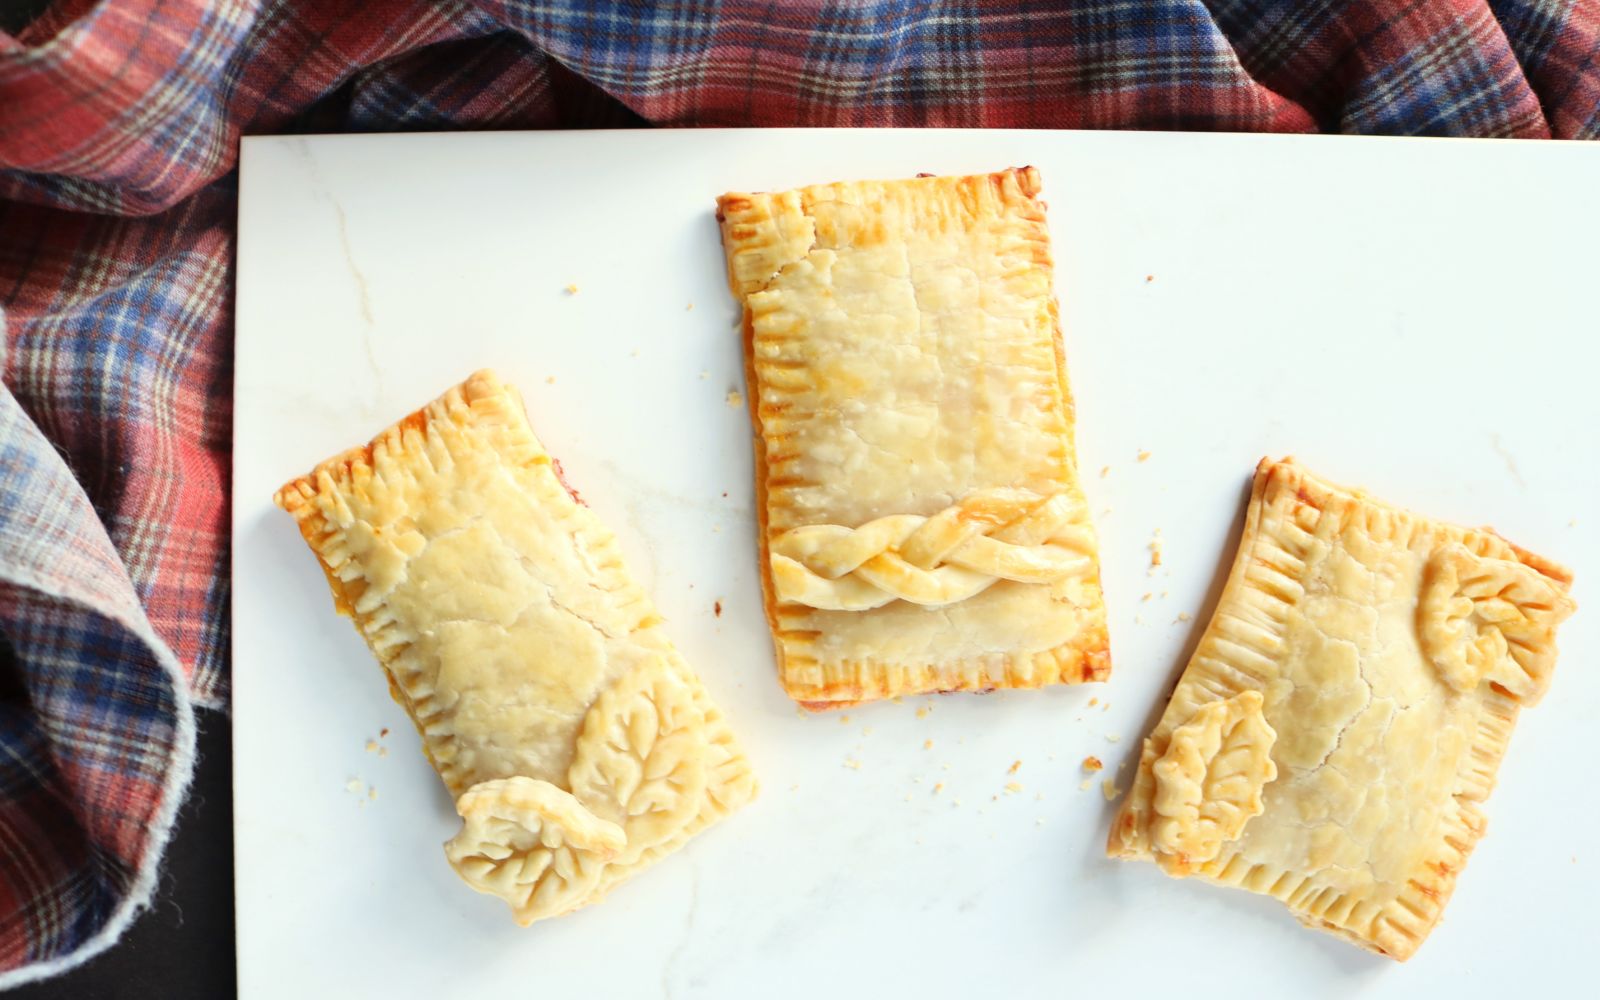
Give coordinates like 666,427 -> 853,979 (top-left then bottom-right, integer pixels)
717,169 -> 1109,707
1107,457 -> 1574,960
274,371 -> 755,924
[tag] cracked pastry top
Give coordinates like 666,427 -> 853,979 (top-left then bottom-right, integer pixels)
1108,458 -> 1575,960
715,167 -> 1109,709
274,370 -> 755,925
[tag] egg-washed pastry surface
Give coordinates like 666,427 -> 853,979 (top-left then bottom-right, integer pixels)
1108,458 -> 1575,960
716,167 -> 1109,709
274,370 -> 755,925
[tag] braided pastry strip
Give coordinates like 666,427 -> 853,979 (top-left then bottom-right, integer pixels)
771,488 -> 1095,610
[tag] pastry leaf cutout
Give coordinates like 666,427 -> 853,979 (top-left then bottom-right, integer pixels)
443,659 -> 710,924
1150,690 -> 1277,876
444,776 -> 625,925
1418,543 -> 1574,704
770,488 -> 1096,610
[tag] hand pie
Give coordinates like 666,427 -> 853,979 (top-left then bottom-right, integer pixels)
274,371 -> 756,924
1107,458 -> 1575,960
716,168 -> 1109,709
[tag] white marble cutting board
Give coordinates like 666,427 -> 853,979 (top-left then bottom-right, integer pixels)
234,129 -> 1600,999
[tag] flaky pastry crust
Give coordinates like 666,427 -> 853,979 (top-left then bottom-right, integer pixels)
1108,458 -> 1575,960
275,370 -> 755,925
717,168 -> 1109,708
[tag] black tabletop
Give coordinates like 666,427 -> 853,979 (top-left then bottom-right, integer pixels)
8,719 -> 236,999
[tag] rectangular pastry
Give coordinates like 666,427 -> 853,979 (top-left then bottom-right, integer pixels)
274,370 -> 755,924
1107,458 -> 1575,960
716,167 -> 1109,709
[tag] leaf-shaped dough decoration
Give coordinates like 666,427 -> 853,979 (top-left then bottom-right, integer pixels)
568,658 -> 709,854
1418,544 -> 1574,704
444,776 -> 626,926
1150,690 -> 1278,876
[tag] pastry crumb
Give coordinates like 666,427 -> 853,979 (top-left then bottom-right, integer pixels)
843,758 -> 862,770
365,740 -> 378,753
1160,590 -> 1169,598
1087,697 -> 1098,707
1148,534 -> 1163,571
345,779 -> 361,794
713,600 -> 723,617
1106,734 -> 1121,744
1137,449 -> 1151,462
1100,465 -> 1110,478
1004,781 -> 1023,794
932,783 -> 944,795
891,695 -> 903,704
1144,274 -> 1154,283
863,726 -> 874,736
916,706 -> 931,719
368,787 -> 378,801
379,728 -> 389,738
377,747 -> 388,757
1082,756 -> 1103,772
1007,760 -> 1022,775
840,714 -> 850,724
1175,611 -> 1193,623
1141,592 -> 1152,602
686,302 -> 694,311
923,739 -> 934,750
725,390 -> 743,407
564,283 -> 579,295
953,799 -> 963,807
1079,778 -> 1094,791
941,762 -> 951,771
1102,779 -> 1121,801
545,375 -> 556,384
1102,702 -> 1111,712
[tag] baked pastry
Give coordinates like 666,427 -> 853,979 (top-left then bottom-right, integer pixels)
274,371 -> 755,924
716,167 -> 1109,709
1108,458 -> 1575,960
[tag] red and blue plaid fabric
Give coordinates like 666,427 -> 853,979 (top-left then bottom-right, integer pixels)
0,0 -> 1596,984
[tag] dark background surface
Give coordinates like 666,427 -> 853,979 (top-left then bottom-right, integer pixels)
3,4 -> 237,997
6,719 -> 236,999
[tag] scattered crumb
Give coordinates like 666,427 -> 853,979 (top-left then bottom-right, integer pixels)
714,600 -> 723,618
365,740 -> 378,753
1148,534 -> 1163,572
1087,698 -> 1098,707
1175,612 -> 1193,623
1141,592 -> 1151,602
378,747 -> 388,758
1145,274 -> 1154,283
863,727 -> 874,736
933,783 -> 944,795
1137,449 -> 1151,462
1007,760 -> 1022,775
545,375 -> 556,384
380,728 -> 389,738
1160,590 -> 1169,598
345,779 -> 361,794
564,283 -> 579,295
686,302 -> 694,311
1102,702 -> 1111,712
1100,465 -> 1110,478
916,705 -> 932,719
1082,756 -> 1104,772
923,739 -> 934,750
1106,734 -> 1122,744
726,390 -> 743,407
368,787 -> 378,801
721,491 -> 728,498
1079,778 -> 1094,791
953,799 -> 963,807
991,795 -> 998,802
1102,780 -> 1121,801
1004,781 -> 1023,794
843,758 -> 862,770
840,714 -> 851,724
891,696 -> 904,704
941,762 -> 952,771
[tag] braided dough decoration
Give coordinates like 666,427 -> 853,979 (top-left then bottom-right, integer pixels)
1150,690 -> 1277,876
1419,543 -> 1576,704
445,660 -> 711,925
770,488 -> 1096,610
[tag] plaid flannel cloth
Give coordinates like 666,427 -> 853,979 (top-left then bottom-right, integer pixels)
0,0 -> 1597,985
